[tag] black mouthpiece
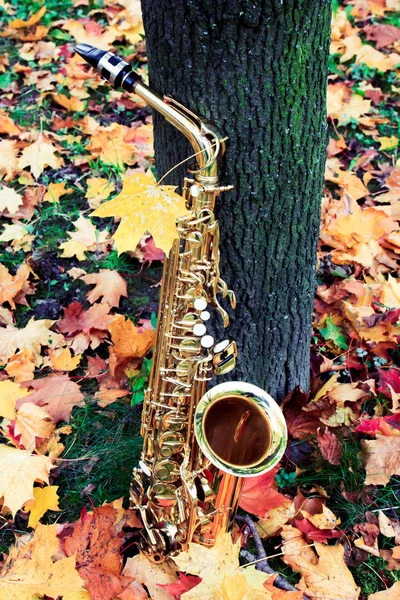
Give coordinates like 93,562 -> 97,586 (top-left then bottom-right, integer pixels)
74,43 -> 142,92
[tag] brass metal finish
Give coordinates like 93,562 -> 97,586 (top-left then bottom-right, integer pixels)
130,79 -> 288,559
74,45 -> 287,563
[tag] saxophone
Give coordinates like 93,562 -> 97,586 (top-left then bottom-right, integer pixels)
75,44 -> 288,563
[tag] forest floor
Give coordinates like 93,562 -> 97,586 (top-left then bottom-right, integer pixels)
0,0 -> 399,599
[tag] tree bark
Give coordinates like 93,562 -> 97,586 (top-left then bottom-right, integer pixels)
140,0 -> 331,401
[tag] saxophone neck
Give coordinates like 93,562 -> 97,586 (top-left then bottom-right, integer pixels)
73,44 -> 223,180
135,82 -> 223,181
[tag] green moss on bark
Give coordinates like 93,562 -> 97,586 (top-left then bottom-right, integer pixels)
140,0 -> 331,401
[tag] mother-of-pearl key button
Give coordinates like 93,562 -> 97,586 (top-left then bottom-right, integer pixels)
193,323 -> 207,336
200,311 -> 210,321
194,298 -> 207,311
201,335 -> 214,348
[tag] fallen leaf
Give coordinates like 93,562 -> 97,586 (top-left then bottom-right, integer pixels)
0,262 -> 31,309
18,373 -> 84,423
0,523 -> 84,600
238,466 -> 288,517
0,139 -> 19,181
86,177 -> 116,209
86,122 -> 137,167
123,554 -> 178,600
24,485 -> 60,528
294,518 -> 341,543
58,302 -> 113,353
361,434 -> 400,486
14,402 -> 55,449
172,531 -> 271,600
256,501 -> 296,539
51,92 -> 85,112
365,24 -> 400,49
43,181 -> 73,203
317,428 -> 343,464
62,504 -> 145,600
18,134 -> 63,179
281,525 -> 360,599
91,171 -> 189,255
0,111 -> 20,135
50,347 -> 82,371
0,318 -> 63,367
5,349 -> 36,383
109,314 -> 154,375
0,380 -> 30,419
0,445 -> 54,516
0,185 -> 23,214
9,6 -> 46,28
158,572 -> 202,599
80,269 -> 128,308
368,582 -> 400,599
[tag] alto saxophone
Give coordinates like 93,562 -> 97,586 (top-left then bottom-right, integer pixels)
75,44 -> 287,563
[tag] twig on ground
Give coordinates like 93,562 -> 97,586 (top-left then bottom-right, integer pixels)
236,515 -> 309,598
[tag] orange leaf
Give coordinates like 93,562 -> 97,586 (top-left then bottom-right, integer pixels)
9,6 -> 46,29
238,466 -> 288,517
80,270 -> 128,308
62,505 -> 146,600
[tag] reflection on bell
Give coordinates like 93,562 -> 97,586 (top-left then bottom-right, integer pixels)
213,340 -> 238,375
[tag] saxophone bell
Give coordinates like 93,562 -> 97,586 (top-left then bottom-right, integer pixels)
194,382 -> 287,478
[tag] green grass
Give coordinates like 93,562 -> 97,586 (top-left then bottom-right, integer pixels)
55,398 -> 143,522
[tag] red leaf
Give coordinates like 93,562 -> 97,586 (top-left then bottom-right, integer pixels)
239,467 -> 288,517
355,413 -> 400,436
294,519 -> 341,543
317,428 -> 343,465
158,572 -> 201,599
378,368 -> 400,395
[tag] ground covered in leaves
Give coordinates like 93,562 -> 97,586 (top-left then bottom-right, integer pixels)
0,0 -> 399,598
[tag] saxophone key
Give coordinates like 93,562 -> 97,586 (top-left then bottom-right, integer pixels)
154,458 -> 181,483
178,337 -> 201,358
158,431 -> 186,458
212,340 -> 238,375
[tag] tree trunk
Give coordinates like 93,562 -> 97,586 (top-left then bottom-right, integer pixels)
140,0 -> 331,401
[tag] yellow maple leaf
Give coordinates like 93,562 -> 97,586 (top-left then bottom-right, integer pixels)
43,181 -> 73,203
0,317 -> 64,367
24,486 -> 60,528
0,523 -> 84,600
92,171 -> 189,254
18,134 -> 63,179
59,240 -> 88,261
281,525 -> 360,599
85,177 -> 116,209
0,380 -> 30,419
0,446 -> 54,516
50,348 -> 82,371
0,185 -> 23,214
172,531 -> 272,600
378,136 -> 398,150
